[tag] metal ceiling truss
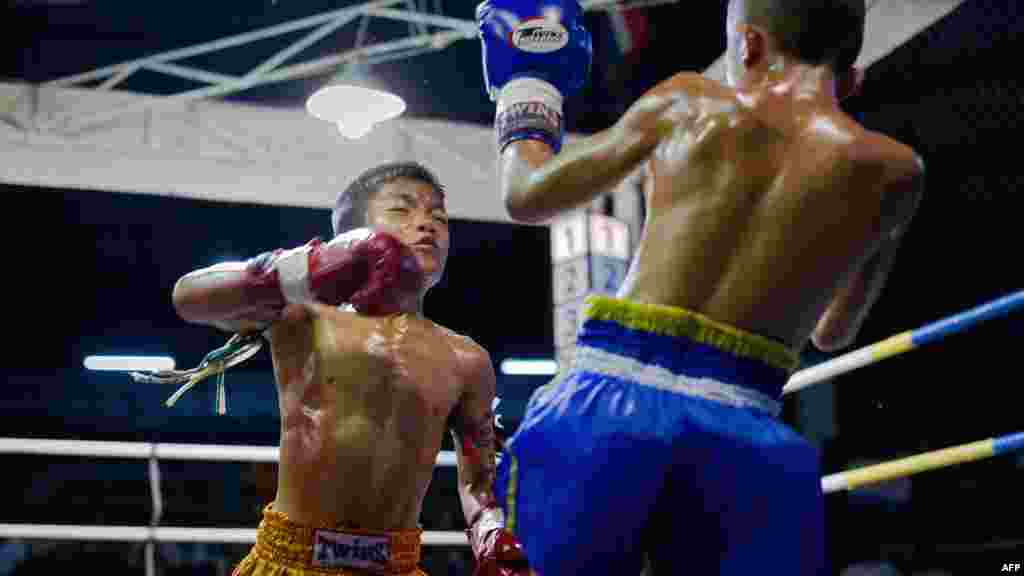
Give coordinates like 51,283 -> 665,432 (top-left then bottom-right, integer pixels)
36,0 -> 679,135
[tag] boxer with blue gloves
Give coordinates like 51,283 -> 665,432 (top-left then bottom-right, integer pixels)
478,0 -> 591,155
481,1 -> 924,575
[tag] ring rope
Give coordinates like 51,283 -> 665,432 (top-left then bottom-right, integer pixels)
820,431 -> 1024,493
0,437 -> 457,466
784,289 -> 1024,395
0,436 -> 466,547
0,523 -> 468,546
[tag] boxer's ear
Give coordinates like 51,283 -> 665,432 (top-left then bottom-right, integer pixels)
740,27 -> 766,70
837,66 -> 865,101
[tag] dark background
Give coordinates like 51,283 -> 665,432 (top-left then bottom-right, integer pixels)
0,0 -> 1021,574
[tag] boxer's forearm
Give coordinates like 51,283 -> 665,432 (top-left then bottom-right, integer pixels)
501,127 -> 649,223
813,156 -> 923,351
172,262 -> 282,331
813,236 -> 901,351
452,424 -> 499,527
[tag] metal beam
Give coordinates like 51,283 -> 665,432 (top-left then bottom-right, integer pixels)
45,0 -> 405,88
362,7 -> 477,36
244,14 -> 360,80
144,62 -> 241,86
38,29 -> 466,134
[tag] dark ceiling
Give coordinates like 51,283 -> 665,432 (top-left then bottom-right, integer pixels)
0,0 -> 1023,565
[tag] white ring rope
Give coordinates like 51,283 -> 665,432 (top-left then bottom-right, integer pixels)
1,436 -> 465,548
0,437 -> 457,467
0,524 -> 468,546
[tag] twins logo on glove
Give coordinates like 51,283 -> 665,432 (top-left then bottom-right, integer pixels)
477,0 -> 592,102
509,18 -> 570,53
478,0 -> 592,153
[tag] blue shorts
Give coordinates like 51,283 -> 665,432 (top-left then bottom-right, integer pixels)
495,296 -> 826,576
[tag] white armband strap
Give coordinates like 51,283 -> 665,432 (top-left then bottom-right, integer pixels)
495,78 -> 565,153
467,507 -> 505,554
326,226 -> 374,250
274,245 -> 314,304
496,78 -> 564,117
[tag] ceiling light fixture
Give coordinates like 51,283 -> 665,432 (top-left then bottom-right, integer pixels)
306,84 -> 406,139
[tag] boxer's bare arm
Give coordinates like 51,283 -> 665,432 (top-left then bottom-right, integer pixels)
450,349 -> 500,526
811,235 -> 903,352
501,93 -> 682,223
172,262 -> 280,333
812,153 -> 925,351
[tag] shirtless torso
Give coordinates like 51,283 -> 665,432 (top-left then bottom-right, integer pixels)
267,303 -> 488,531
503,69 -> 923,353
618,72 -> 922,350
171,174 -> 503,571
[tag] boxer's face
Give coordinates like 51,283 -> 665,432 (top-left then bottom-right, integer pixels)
365,177 -> 450,289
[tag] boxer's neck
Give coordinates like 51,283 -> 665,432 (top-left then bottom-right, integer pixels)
757,62 -> 841,103
393,290 -> 426,316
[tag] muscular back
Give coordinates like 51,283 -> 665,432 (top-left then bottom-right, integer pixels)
623,73 -> 918,348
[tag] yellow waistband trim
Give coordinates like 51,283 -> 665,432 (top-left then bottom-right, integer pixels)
582,295 -> 799,373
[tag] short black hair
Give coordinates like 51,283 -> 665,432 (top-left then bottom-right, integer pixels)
332,162 -> 446,236
730,0 -> 866,73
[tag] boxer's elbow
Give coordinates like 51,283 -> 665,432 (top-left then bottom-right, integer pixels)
501,141 -> 557,223
502,168 -> 551,223
811,325 -> 854,353
171,276 -> 205,323
171,272 -> 226,325
503,187 -> 547,223
811,302 -> 859,352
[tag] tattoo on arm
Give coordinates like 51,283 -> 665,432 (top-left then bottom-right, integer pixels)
451,410 -> 498,499
455,412 -> 495,460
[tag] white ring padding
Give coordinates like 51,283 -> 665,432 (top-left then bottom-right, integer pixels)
0,437 -> 456,466
783,345 -> 881,395
820,473 -> 848,494
0,524 -> 468,546
327,227 -> 374,249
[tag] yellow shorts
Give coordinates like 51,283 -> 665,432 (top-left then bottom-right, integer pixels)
232,504 -> 427,576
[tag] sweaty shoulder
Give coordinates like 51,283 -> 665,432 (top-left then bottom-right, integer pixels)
642,71 -> 734,101
432,322 -> 494,380
849,129 -> 926,236
856,131 -> 923,178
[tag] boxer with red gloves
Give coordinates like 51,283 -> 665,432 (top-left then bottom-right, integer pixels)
172,162 -> 502,576
173,227 -> 423,333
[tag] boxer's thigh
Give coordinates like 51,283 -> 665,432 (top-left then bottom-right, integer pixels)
645,400 -> 826,575
500,371 -> 672,575
721,433 -> 826,576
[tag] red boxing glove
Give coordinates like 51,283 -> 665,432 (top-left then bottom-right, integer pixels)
467,507 -> 531,576
246,228 -> 421,316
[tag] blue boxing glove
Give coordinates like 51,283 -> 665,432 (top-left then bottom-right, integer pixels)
477,0 -> 592,153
